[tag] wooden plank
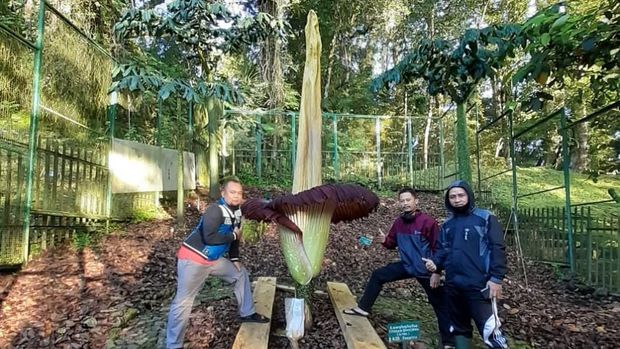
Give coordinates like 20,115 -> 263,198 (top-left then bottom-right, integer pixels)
60,143 -> 68,211
88,150 -> 94,215
51,141 -> 59,210
5,152 -> 12,225
42,139 -> 50,211
616,217 -> 620,292
232,276 -> 276,349
33,135 -> 41,209
0,149 -> 7,259
14,154 -> 24,225
327,281 -> 387,349
68,146 -> 75,200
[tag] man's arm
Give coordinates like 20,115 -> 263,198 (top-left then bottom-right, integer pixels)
201,205 -> 237,245
382,221 -> 398,249
424,217 -> 441,253
487,214 -> 507,284
431,224 -> 450,271
228,237 -> 240,262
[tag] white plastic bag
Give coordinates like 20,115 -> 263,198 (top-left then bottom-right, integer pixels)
285,297 -> 305,343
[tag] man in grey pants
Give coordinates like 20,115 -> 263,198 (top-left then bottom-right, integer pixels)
166,178 -> 269,349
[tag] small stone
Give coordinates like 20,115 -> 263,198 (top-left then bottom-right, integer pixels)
83,317 -> 98,328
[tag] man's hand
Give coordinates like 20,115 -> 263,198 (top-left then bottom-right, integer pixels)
233,261 -> 242,272
233,227 -> 242,241
377,229 -> 386,244
422,258 -> 437,272
430,273 -> 441,288
487,280 -> 503,299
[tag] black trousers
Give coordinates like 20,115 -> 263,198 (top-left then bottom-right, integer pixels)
357,262 -> 453,345
445,286 -> 508,348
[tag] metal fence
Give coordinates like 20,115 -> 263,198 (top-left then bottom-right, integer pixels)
222,109 -> 458,191
475,102 -> 620,293
519,206 -> 619,292
0,1 -> 192,266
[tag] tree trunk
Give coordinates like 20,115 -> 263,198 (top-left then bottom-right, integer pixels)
206,98 -> 222,198
323,31 -> 339,104
422,8 -> 435,170
259,0 -> 286,166
194,106 -> 209,187
570,100 -> 589,170
495,137 -> 504,158
456,102 -> 472,183
545,134 -> 562,169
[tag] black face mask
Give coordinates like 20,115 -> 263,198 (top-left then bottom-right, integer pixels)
451,205 -> 469,214
401,211 -> 415,223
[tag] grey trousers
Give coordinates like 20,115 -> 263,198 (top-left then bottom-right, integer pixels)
165,258 -> 256,349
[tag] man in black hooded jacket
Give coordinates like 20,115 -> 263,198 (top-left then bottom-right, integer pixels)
423,180 -> 508,349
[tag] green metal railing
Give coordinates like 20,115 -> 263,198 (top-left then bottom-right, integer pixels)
0,2 -> 193,266
223,109 -> 457,191
475,101 -> 620,292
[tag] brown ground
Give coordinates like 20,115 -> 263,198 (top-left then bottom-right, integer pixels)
0,189 -> 618,349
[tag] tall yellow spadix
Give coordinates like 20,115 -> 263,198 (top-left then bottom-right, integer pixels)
292,10 -> 322,194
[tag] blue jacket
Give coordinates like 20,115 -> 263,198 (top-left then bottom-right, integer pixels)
433,180 -> 507,290
183,198 -> 241,261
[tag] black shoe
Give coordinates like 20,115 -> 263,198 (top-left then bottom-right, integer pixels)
239,313 -> 270,323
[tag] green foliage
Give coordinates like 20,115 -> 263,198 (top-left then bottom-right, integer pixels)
72,231 -> 94,251
111,0 -> 287,105
110,58 -> 244,105
71,229 -> 106,251
372,23 -> 522,104
241,220 -> 269,245
131,206 -> 165,223
514,1 -> 620,108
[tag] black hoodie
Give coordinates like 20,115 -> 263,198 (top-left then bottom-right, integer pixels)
433,180 -> 507,290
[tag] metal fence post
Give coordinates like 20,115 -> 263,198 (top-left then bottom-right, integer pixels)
157,98 -> 163,146
22,0 -> 47,262
439,118 -> 445,190
106,92 -> 117,231
560,108 -> 575,273
404,93 -> 413,187
509,111 -> 518,216
332,114 -> 339,179
256,114 -> 262,180
407,115 -> 413,188
375,116 -> 382,189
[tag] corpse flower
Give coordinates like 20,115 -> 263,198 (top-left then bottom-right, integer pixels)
242,184 -> 379,284
241,11 -> 379,285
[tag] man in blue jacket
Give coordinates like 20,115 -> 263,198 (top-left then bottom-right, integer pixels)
344,188 -> 454,348
166,178 -> 268,349
423,180 -> 508,349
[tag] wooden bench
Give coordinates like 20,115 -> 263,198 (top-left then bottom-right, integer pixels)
327,282 -> 387,349
232,277 -> 277,349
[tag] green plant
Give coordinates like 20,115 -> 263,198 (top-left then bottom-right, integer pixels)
131,206 -> 164,223
241,220 -> 269,245
72,231 -> 94,251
